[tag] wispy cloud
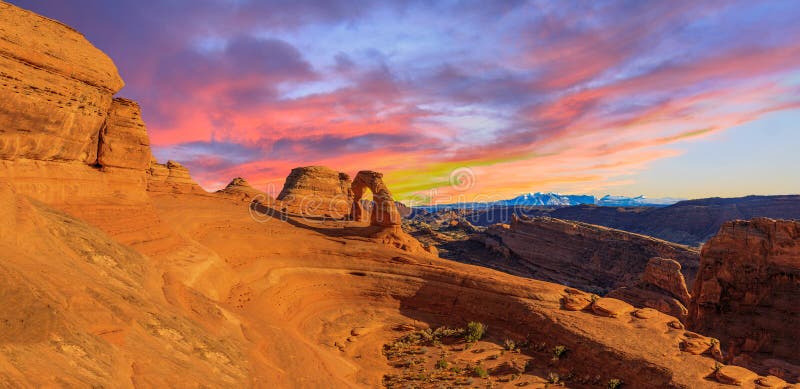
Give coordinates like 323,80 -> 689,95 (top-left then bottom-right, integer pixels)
12,0 -> 800,199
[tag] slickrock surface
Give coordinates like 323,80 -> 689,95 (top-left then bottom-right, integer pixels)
689,218 -> 800,380
276,165 -> 352,217
608,257 -> 692,321
0,2 -> 785,387
479,216 -> 699,295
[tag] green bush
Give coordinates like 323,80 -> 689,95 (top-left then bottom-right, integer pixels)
436,357 -> 449,369
607,378 -> 623,388
472,364 -> 489,378
503,338 -> 516,351
464,321 -> 485,343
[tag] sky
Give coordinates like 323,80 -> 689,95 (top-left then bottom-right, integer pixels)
11,0 -> 800,203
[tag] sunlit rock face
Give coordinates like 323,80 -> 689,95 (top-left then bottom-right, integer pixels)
690,218 -> 800,376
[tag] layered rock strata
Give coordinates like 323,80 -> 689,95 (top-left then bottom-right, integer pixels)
689,218 -> 800,379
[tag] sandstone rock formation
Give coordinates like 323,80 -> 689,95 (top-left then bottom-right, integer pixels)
608,257 -> 692,321
97,98 -> 152,170
215,177 -> 271,203
479,216 -> 699,295
689,218 -> 800,378
147,159 -> 205,195
0,1 -> 123,164
276,166 -> 352,217
0,2 -> 782,387
351,170 -> 401,228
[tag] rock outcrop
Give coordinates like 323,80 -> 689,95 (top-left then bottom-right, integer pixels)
608,257 -> 692,321
0,1 -> 123,164
215,177 -> 271,203
689,218 -> 800,378
479,216 -> 700,294
276,166 -> 352,217
97,98 -> 152,170
147,159 -> 205,194
351,170 -> 402,228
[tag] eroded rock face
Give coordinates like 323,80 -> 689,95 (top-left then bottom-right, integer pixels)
147,160 -> 205,194
351,170 -> 401,228
97,98 -> 152,169
689,218 -> 800,372
480,216 -> 699,295
608,257 -> 692,321
276,166 -> 352,217
0,2 -> 123,163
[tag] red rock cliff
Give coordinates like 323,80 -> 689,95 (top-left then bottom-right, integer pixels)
689,218 -> 800,377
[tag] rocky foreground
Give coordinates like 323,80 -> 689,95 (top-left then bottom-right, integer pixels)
0,2 -> 798,388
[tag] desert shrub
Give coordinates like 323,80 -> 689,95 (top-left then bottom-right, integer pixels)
607,378 -> 623,388
552,345 -> 567,360
713,362 -> 724,373
472,365 -> 489,378
464,321 -> 485,343
503,338 -> 516,351
436,357 -> 449,369
547,372 -> 561,384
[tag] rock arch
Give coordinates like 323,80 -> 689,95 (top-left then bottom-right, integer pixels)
350,171 -> 401,227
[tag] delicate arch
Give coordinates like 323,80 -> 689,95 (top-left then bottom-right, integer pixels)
350,171 -> 401,227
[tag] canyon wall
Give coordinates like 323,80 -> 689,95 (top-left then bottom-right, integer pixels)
689,218 -> 800,379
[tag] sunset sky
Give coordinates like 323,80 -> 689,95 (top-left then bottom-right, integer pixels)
13,0 -> 800,203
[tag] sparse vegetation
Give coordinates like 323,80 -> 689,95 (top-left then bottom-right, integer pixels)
552,345 -> 567,360
464,321 -> 485,343
436,356 -> 448,369
472,364 -> 489,378
547,372 -> 561,384
713,361 -> 724,374
503,338 -> 516,351
607,378 -> 623,388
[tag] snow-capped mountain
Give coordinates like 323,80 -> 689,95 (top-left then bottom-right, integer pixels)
414,192 -> 683,210
597,195 -> 684,207
493,192 -> 596,206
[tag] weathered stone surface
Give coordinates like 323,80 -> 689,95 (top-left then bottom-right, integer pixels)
0,1 -> 123,163
351,170 -> 401,228
147,160 -> 205,194
480,217 -> 699,295
716,365 -> 758,386
591,297 -> 633,318
97,98 -> 152,169
689,218 -> 800,368
277,166 -> 352,217
608,257 -> 692,321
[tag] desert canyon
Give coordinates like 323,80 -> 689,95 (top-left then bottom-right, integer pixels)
1,2 -> 799,388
